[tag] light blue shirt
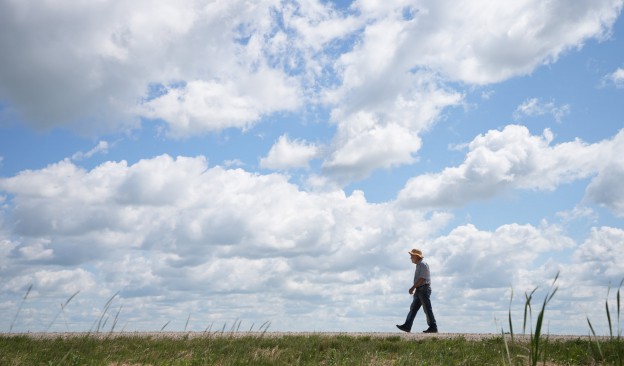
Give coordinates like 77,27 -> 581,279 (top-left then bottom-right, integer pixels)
413,260 -> 431,286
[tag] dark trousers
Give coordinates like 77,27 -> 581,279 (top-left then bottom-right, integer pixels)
403,285 -> 437,330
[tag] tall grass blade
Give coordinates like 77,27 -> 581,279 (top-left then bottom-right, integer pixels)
587,317 -> 604,361
101,315 -> 109,331
46,290 -> 80,332
523,288 -> 537,334
508,287 -> 514,344
529,272 -> 558,366
617,279 -> 623,366
607,298 -> 613,338
9,284 -> 32,333
90,291 -> 119,334
184,313 -> 191,332
501,327 -> 512,366
228,318 -> 239,334
161,320 -> 170,331
532,301 -> 546,365
619,287 -> 621,331
618,279 -> 623,338
46,304 -> 64,333
110,305 -> 123,334
259,320 -> 271,337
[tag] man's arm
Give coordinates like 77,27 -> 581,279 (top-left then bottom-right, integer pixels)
409,277 -> 426,294
409,277 -> 425,292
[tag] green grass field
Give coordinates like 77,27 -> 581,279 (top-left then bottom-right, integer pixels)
0,332 -> 623,365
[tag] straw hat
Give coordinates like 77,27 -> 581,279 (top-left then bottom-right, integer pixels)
408,249 -> 424,258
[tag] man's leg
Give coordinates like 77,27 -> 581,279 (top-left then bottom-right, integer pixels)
402,295 -> 422,331
418,286 -> 437,332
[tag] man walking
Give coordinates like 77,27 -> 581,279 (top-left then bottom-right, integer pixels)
397,248 -> 438,333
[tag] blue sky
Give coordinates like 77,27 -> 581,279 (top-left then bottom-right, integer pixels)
1,0 -> 624,335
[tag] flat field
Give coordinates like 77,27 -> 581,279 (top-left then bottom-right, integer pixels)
1,331 -> 622,365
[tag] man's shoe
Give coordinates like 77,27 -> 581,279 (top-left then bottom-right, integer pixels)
423,328 -> 438,333
396,324 -> 410,333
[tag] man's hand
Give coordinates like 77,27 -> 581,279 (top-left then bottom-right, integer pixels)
409,286 -> 415,295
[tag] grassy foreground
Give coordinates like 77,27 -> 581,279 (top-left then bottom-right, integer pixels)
0,333 -> 623,366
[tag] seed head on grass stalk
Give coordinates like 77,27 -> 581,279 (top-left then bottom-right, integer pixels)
109,305 -> 123,334
203,322 -> 214,334
89,291 -> 119,334
184,313 -> 191,332
259,320 -> 271,337
228,318 -> 242,335
46,290 -> 80,332
161,320 -> 171,331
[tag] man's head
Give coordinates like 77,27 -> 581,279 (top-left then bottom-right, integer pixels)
408,249 -> 424,263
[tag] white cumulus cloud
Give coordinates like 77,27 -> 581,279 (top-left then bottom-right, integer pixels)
351,0 -> 623,84
139,74 -> 301,138
260,134 -> 320,170
398,125 -> 622,209
0,0 -> 303,135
